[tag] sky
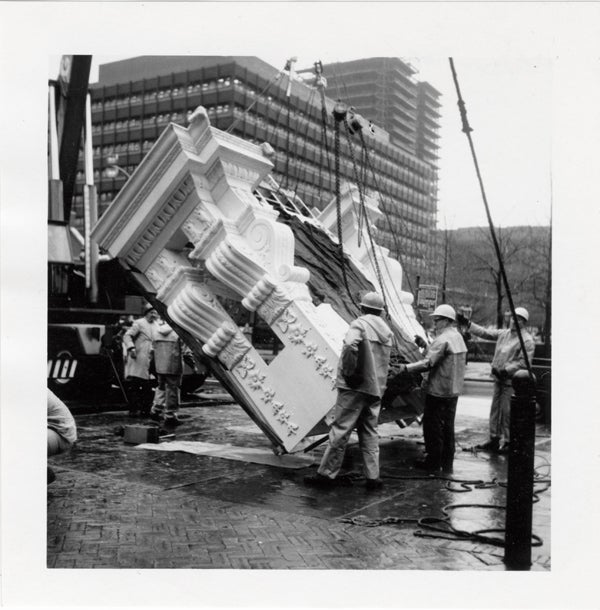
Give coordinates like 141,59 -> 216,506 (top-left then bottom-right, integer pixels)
49,52 -> 553,230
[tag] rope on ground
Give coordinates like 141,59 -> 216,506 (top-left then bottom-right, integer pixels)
338,469 -> 550,548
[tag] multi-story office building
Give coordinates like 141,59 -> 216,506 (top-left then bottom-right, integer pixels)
75,56 -> 441,285
322,58 -> 441,164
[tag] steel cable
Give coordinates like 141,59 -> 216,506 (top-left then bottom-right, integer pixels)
449,58 -> 533,376
333,114 -> 359,308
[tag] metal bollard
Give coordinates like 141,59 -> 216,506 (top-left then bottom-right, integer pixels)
504,369 -> 537,570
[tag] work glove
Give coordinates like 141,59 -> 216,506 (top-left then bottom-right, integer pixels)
491,367 -> 507,380
396,364 -> 409,376
414,335 -> 427,349
456,312 -> 470,327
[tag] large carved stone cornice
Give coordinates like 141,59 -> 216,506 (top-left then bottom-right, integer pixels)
91,109 -> 362,452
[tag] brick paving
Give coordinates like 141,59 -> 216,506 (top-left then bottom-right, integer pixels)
48,467 -> 510,570
47,398 -> 552,571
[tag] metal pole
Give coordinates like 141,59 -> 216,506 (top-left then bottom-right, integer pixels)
48,84 -> 64,220
83,91 -> 99,302
504,369 -> 537,570
48,85 -> 60,179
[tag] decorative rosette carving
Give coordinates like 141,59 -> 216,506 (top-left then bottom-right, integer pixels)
301,342 -> 318,358
275,308 -> 298,333
288,324 -> 308,345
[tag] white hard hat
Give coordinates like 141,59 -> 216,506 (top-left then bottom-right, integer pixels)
430,304 -> 456,321
359,291 -> 385,311
514,307 -> 529,322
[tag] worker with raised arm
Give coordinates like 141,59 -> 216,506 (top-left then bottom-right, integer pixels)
397,304 -> 467,473
456,307 -> 535,454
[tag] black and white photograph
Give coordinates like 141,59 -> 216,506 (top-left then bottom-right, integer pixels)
1,2 -> 599,609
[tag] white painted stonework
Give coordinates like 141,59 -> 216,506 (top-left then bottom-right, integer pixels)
92,107 -> 422,452
318,184 -> 426,344
93,107 -> 348,452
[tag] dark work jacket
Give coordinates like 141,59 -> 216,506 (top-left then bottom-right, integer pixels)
336,314 -> 393,398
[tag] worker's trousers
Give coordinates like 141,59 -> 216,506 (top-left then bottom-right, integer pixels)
490,381 -> 513,443
422,394 -> 458,471
318,389 -> 381,480
152,374 -> 182,417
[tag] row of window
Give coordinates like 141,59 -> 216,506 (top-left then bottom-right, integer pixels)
84,134 -> 433,219
230,104 -> 434,195
92,140 -> 155,157
92,74 -> 437,179
89,104 -> 433,199
75,164 -> 138,182
91,77 -> 246,110
73,191 -> 114,206
92,104 -> 235,134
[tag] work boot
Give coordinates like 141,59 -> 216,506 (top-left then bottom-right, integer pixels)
475,437 -> 500,452
497,442 -> 510,455
303,473 -> 336,488
149,410 -> 163,423
163,416 -> 183,428
365,478 -> 384,490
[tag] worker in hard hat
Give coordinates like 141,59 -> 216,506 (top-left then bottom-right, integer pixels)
304,291 -> 393,490
456,307 -> 535,454
397,304 -> 467,473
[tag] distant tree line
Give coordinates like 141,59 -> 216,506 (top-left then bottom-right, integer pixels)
427,225 -> 551,343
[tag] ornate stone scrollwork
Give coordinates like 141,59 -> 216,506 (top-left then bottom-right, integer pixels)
205,236 -> 268,302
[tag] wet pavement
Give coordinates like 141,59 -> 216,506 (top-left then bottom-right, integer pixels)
47,376 -> 551,571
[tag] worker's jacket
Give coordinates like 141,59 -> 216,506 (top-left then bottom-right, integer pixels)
336,314 -> 393,398
407,326 -> 467,397
469,323 -> 535,384
153,323 -> 184,376
122,317 -> 158,380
